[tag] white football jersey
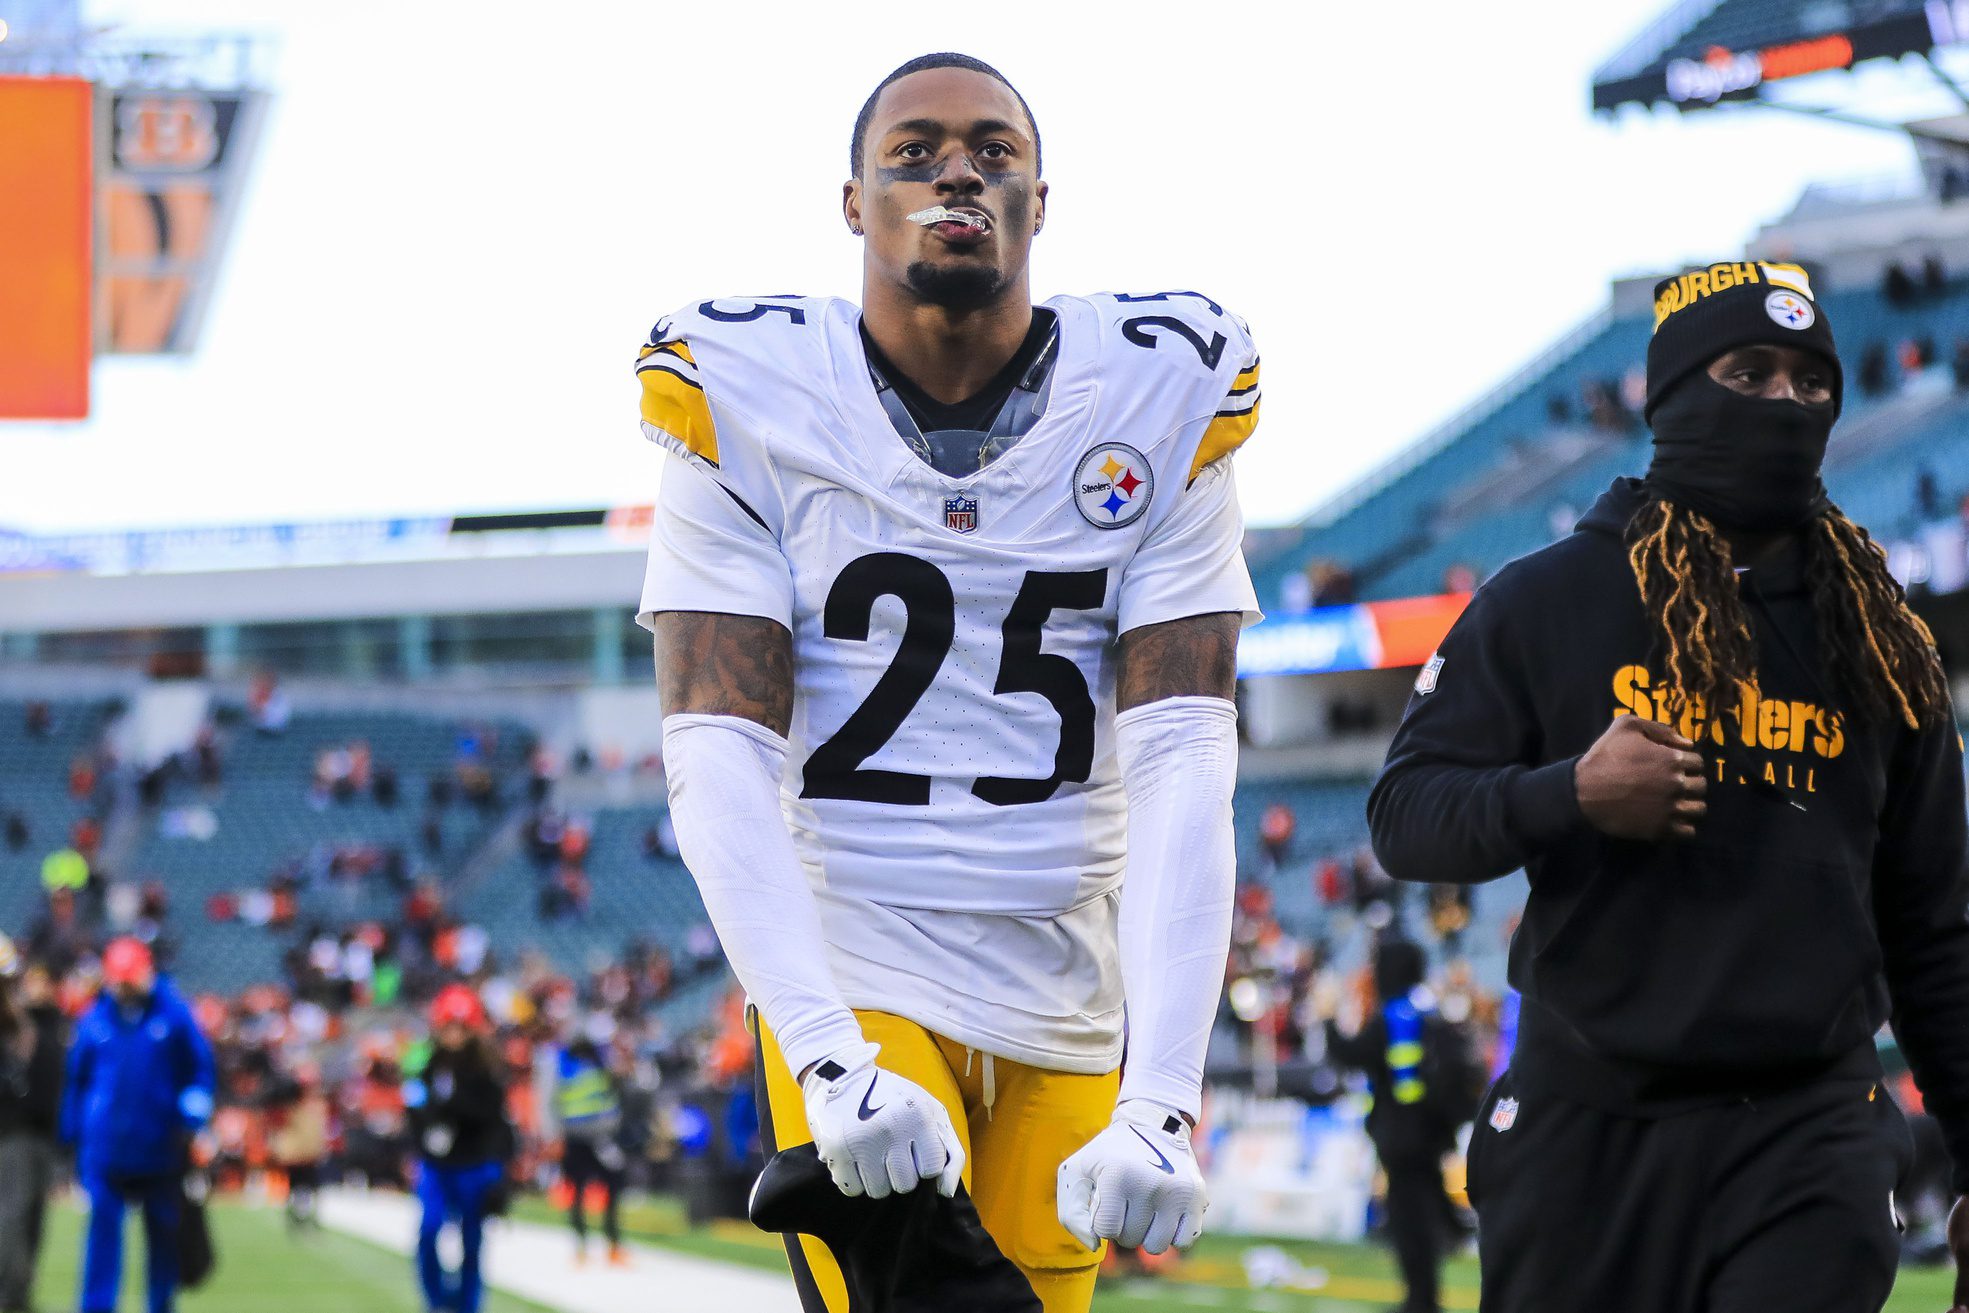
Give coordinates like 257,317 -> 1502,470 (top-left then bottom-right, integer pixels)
636,291 -> 1259,1070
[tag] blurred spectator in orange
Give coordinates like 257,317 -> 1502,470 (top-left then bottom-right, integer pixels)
268,1061 -> 330,1231
68,817 -> 100,864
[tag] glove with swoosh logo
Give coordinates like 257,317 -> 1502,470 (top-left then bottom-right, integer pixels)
801,1041 -> 964,1200
1057,1099 -> 1207,1254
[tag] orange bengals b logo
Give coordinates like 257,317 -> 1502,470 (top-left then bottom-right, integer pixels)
115,95 -> 219,172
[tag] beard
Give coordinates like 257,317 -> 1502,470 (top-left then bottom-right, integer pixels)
905,259 -> 1006,311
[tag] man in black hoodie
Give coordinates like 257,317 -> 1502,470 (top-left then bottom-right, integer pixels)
1369,260 -> 1969,1312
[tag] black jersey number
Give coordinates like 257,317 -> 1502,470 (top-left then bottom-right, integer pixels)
973,568 -> 1106,805
1120,314 -> 1227,369
1115,290 -> 1223,316
799,556 -> 1107,807
697,296 -> 807,324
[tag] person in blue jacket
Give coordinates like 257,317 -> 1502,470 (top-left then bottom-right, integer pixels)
61,938 -> 216,1313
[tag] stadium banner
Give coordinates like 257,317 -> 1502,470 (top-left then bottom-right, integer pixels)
1592,9 -> 1944,112
0,77 -> 93,419
1236,592 -> 1470,679
0,506 -> 658,577
102,86 -> 268,353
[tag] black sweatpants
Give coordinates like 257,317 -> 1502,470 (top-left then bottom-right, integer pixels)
1380,1151 -> 1447,1313
564,1138 -> 623,1248
1467,1070 -> 1914,1313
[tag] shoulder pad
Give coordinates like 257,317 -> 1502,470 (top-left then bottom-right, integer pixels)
635,320 -> 717,467
633,295 -> 838,470
1081,292 -> 1258,480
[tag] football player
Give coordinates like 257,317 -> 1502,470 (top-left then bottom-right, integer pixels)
638,52 -> 1260,1312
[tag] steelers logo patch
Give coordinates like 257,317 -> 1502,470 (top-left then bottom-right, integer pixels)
1073,443 -> 1154,529
1765,290 -> 1814,331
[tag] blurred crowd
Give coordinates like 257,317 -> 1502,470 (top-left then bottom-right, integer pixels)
0,919 -> 763,1212
7,688 -> 1965,1304
1213,801 -> 1510,1100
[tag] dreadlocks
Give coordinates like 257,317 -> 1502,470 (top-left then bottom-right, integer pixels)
1625,497 -> 1949,733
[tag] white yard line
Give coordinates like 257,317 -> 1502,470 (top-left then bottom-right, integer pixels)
318,1187 -> 796,1312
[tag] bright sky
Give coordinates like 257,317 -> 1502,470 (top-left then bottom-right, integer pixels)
3,0 -> 1960,533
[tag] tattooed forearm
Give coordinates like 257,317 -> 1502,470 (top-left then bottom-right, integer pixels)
655,611 -> 795,735
1115,612 -> 1241,711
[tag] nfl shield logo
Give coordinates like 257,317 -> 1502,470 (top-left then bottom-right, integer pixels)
1489,1096 -> 1519,1132
1415,653 -> 1445,695
944,494 -> 979,535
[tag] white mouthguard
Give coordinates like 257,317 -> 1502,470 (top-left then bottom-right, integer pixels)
907,206 -> 989,230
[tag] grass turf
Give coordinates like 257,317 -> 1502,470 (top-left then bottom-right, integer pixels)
31,1198 -> 554,1313
510,1192 -> 1961,1313
23,1191 -> 1959,1311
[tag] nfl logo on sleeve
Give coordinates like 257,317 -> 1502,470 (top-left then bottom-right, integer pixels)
1490,1096 -> 1519,1132
1415,653 -> 1444,695
943,493 -> 979,535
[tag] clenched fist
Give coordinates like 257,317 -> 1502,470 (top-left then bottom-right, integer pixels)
1575,714 -> 1708,842
802,1042 -> 964,1200
1058,1100 -> 1207,1255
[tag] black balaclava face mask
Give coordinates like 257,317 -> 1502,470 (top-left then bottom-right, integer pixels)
1644,369 -> 1833,533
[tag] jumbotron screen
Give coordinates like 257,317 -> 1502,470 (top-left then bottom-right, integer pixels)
1592,0 -> 1969,111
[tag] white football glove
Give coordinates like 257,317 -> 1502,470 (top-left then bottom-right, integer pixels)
802,1041 -> 964,1200
1057,1099 -> 1207,1254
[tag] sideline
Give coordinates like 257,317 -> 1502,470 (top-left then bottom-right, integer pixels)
318,1187 -> 796,1312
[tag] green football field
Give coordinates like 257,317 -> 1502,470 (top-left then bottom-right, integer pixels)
505,1194 -> 1963,1313
29,1200 -> 552,1313
26,1194 -> 1962,1312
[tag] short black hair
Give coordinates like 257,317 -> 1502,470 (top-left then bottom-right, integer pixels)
850,52 -> 1041,177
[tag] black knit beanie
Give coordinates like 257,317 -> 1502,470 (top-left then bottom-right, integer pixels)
1645,261 -> 1841,420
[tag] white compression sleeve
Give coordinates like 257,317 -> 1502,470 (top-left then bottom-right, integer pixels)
1113,695 -> 1240,1120
662,713 -> 864,1078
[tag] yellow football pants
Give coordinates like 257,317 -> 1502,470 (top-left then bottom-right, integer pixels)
754,1008 -> 1119,1313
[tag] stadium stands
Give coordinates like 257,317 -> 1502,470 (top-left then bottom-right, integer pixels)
1266,266 -> 1969,609
1249,314 -> 1650,607
126,710 -> 529,993
1229,774 -> 1521,988
0,698 -> 117,931
452,803 -> 710,975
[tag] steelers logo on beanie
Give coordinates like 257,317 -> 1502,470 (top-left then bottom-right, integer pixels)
1645,261 -> 1841,419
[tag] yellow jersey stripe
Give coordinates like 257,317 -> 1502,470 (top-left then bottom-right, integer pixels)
1190,398 -> 1259,483
637,341 -> 717,465
638,340 -> 697,367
